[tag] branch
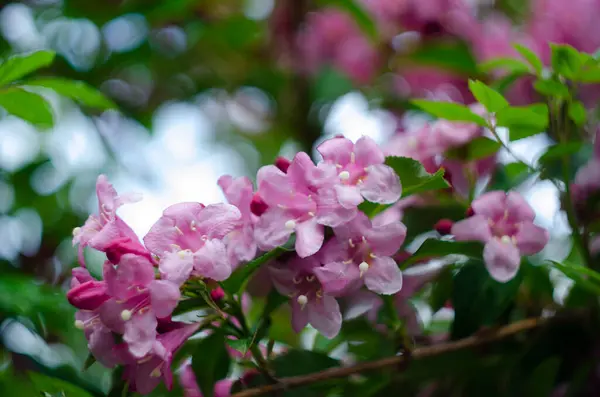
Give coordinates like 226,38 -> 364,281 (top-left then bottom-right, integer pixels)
231,317 -> 544,397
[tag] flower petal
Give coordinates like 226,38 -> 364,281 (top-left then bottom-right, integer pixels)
354,136 -> 385,166
360,164 -> 402,204
268,264 -> 298,296
451,215 -> 492,242
483,239 -> 521,282
334,184 -> 364,208
317,136 -> 354,164
506,191 -> 535,222
124,310 -> 157,358
194,203 -> 242,240
364,256 -> 403,295
295,217 -> 324,258
315,187 -> 357,227
144,202 -> 206,254
149,280 -> 180,318
313,261 -> 360,296
514,222 -> 549,255
307,295 -> 342,339
471,191 -> 506,218
366,221 -> 407,256
290,299 -> 310,334
192,239 -> 232,281
254,208 -> 294,251
159,250 -> 194,286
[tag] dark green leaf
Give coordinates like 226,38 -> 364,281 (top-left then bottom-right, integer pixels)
192,331 -> 231,397
402,203 -> 468,243
313,67 -> 354,102
82,354 -> 96,371
550,43 -> 582,79
429,265 -> 454,312
451,261 -> 522,338
0,50 -> 55,86
28,373 -> 94,397
479,57 -> 530,74
385,156 -> 450,197
271,349 -> 339,377
568,100 -> 587,126
468,79 -> 509,112
533,79 -> 570,98
0,87 -> 53,128
172,296 -> 209,316
445,137 -> 501,161
525,357 -> 561,397
405,39 -> 479,76
514,44 -> 543,75
538,142 -> 584,166
226,338 -> 251,355
411,99 -> 487,125
403,239 -> 484,268
26,78 -> 117,109
496,104 -> 548,140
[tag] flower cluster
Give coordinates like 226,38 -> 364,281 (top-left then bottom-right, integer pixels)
69,135 -> 551,394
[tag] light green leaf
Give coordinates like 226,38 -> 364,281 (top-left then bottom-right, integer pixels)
385,156 -> 450,197
28,372 -> 94,397
0,87 -> 53,128
496,104 -> 548,141
404,40 -> 479,76
479,57 -> 530,74
0,50 -> 55,86
533,78 -> 570,98
26,78 -> 117,110
468,79 -> 509,112
514,44 -> 543,75
551,43 -> 582,79
411,99 -> 487,126
568,100 -> 587,126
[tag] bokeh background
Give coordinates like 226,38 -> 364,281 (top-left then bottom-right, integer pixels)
0,0 -> 589,394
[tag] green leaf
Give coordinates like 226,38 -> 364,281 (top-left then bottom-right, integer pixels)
548,260 -> 600,295
323,0 -> 377,40
28,373 -> 94,397
402,239 -> 484,268
82,354 -> 96,371
0,87 -> 53,128
404,39 -> 479,76
576,64 -> 600,82
0,50 -> 55,86
411,99 -> 487,126
26,78 -> 116,109
402,203 -> 468,243
468,79 -> 509,112
551,43 -> 582,79
451,261 -> 522,339
479,57 -> 530,74
533,78 -> 571,98
490,71 -> 528,94
271,349 -> 339,377
568,100 -> 587,126
514,44 -> 543,75
445,137 -> 502,161
192,331 -> 231,397
226,338 -> 251,355
538,142 -> 584,166
495,104 -> 548,141
385,156 -> 450,197
525,357 -> 561,397
313,67 -> 354,103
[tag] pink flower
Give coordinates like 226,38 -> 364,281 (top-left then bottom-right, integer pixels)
451,191 -> 549,282
180,362 -> 233,397
144,203 -> 242,285
317,136 -> 402,206
72,175 -> 140,266
254,152 -> 354,258
67,279 -> 111,311
218,175 -> 258,268
269,256 -> 342,338
385,124 -> 442,172
74,310 -> 120,368
315,212 -> 406,295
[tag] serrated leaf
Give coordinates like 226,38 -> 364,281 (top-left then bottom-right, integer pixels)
496,104 -> 548,141
385,156 -> 450,197
0,87 -> 53,128
514,44 -> 543,75
568,100 -> 587,126
0,50 -> 55,86
192,331 -> 231,397
402,239 -> 484,268
468,79 -> 509,112
479,57 -> 530,74
26,78 -> 116,110
412,99 -> 487,126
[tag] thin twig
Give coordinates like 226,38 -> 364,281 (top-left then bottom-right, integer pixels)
230,317 -> 544,397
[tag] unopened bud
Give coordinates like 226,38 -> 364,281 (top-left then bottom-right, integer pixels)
274,156 -> 291,173
250,193 -> 268,216
434,219 -> 453,236
210,287 -> 225,302
466,206 -> 475,217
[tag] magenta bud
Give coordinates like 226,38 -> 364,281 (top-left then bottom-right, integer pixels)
434,219 -> 453,235
210,287 -> 225,302
274,156 -> 291,173
250,193 -> 268,216
67,280 -> 110,310
466,206 -> 475,217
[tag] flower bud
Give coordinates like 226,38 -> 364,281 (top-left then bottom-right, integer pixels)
434,219 -> 454,236
465,206 -> 475,217
210,286 -> 225,302
67,280 -> 110,310
274,156 -> 291,173
250,193 -> 268,216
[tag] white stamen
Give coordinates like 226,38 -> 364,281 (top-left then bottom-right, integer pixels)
285,220 -> 296,230
339,171 -> 350,181
120,310 -> 132,321
500,235 -> 512,244
74,320 -> 85,329
177,250 -> 187,259
308,211 -> 315,217
348,239 -> 355,248
72,227 -> 81,237
174,226 -> 184,235
359,261 -> 369,277
296,294 -> 308,308
369,253 -> 377,259
150,367 -> 162,378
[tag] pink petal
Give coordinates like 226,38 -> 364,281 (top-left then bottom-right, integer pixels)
88,326 -> 119,368
149,280 -> 180,318
317,239 -> 347,265
333,212 -> 371,241
192,239 -> 232,281
360,164 -> 402,204
105,254 -> 155,299
313,261 -> 360,296
514,222 -> 549,255
317,136 -> 354,164
254,208 -> 294,251
287,152 -> 320,189
334,184 -> 364,208
95,174 -> 119,214
315,188 -> 357,227
290,299 -> 310,333
268,265 -> 298,296
218,175 -> 254,220
364,256 -> 403,295
471,191 -> 507,218
144,202 -> 206,255
124,311 -> 157,358
307,295 -> 342,338
354,136 -> 385,166
159,250 -> 194,286
366,221 -> 407,256
506,191 -> 535,222
451,215 -> 492,242
215,380 -> 234,397
194,203 -> 242,240
483,239 -> 521,282
226,226 -> 258,266
295,217 -> 324,258
257,165 -> 291,206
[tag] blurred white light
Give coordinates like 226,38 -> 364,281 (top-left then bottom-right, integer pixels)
0,118 -> 40,172
15,208 -> 42,256
102,14 -> 148,53
43,18 -> 101,71
0,4 -> 44,50
150,26 -> 187,57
